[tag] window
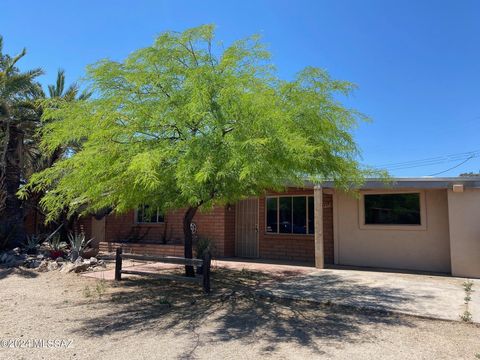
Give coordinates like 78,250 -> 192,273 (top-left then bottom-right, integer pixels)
266,196 -> 314,234
136,205 -> 165,224
364,193 -> 421,225
266,198 -> 278,233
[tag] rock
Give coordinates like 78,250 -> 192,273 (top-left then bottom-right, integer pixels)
12,247 -> 21,255
70,262 -> 89,273
89,257 -> 98,265
56,257 -> 64,263
29,260 -> 42,269
36,254 -> 45,260
97,260 -> 106,268
60,263 -> 75,273
47,262 -> 59,271
37,260 -> 49,272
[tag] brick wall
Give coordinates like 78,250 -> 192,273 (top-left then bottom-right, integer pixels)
103,206 -> 232,257
258,188 -> 334,264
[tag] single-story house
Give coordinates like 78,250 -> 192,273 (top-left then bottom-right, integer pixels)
25,177 -> 480,278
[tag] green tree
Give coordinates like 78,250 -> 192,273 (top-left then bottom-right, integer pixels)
24,69 -> 92,238
27,25 -> 377,275
0,36 -> 43,247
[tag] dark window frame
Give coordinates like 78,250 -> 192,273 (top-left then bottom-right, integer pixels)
265,195 -> 314,235
363,192 -> 422,226
135,205 -> 165,224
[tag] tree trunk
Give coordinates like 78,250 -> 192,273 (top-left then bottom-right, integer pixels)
0,123 -> 26,248
183,206 -> 199,277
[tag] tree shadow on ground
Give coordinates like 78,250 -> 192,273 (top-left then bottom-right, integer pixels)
72,268 -> 416,358
0,266 -> 38,280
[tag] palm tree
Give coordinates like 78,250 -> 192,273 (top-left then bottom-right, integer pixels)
24,69 -> 92,238
0,36 -> 43,248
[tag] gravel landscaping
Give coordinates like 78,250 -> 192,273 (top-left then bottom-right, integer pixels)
1,266 -> 480,360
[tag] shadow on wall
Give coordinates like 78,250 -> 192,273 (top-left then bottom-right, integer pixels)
71,269 -> 415,357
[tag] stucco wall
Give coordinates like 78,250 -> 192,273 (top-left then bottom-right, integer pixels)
334,189 -> 451,273
448,188 -> 480,278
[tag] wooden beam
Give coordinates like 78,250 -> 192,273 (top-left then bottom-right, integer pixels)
115,247 -> 123,281
121,270 -> 202,284
314,185 -> 324,269
121,253 -> 203,266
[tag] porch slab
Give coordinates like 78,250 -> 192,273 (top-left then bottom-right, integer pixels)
257,268 -> 480,323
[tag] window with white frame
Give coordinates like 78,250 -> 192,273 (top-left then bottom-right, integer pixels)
136,205 -> 165,224
266,196 -> 314,234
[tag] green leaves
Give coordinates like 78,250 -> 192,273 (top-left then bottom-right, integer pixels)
27,24 -> 378,220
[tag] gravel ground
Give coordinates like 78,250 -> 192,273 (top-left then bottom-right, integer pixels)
0,266 -> 480,360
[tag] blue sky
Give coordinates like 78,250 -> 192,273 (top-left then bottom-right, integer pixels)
2,0 -> 479,177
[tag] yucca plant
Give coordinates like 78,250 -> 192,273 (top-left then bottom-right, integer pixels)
68,232 -> 93,262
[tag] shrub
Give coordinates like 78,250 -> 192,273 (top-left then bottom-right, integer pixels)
195,237 -> 215,259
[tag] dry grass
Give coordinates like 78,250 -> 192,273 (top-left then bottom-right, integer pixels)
0,266 -> 480,360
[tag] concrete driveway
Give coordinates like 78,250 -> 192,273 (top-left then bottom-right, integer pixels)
86,256 -> 479,323
258,268 -> 480,323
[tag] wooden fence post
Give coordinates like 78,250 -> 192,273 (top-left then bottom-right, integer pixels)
115,247 -> 123,281
202,251 -> 211,293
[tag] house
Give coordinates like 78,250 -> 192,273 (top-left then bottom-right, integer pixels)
27,177 -> 480,278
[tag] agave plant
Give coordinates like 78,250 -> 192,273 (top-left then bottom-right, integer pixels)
49,234 -> 66,251
68,232 -> 93,262
22,235 -> 41,254
45,224 -> 65,251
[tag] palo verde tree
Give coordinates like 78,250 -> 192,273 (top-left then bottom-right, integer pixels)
27,25 -> 376,275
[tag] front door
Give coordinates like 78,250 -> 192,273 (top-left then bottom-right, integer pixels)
91,217 -> 106,247
235,198 -> 259,257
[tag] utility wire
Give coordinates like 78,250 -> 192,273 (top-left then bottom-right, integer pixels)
428,155 -> 475,176
369,149 -> 480,171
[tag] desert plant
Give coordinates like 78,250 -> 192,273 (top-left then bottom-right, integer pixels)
68,232 -> 93,261
43,224 -> 66,259
49,234 -> 66,251
460,310 -> 472,323
95,280 -> 107,298
195,238 -> 214,275
22,235 -> 41,254
83,285 -> 92,298
195,238 -> 214,259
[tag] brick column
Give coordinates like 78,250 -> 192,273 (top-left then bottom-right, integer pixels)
314,185 -> 324,269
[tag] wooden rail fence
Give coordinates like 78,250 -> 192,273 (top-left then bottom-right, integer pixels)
114,247 -> 211,293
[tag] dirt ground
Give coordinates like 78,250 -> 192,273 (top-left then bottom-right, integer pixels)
1,265 -> 480,360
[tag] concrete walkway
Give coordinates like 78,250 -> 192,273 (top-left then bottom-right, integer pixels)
258,268 -> 480,323
84,257 -> 479,323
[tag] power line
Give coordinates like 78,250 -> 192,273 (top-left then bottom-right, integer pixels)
428,155 -> 475,176
369,149 -> 480,171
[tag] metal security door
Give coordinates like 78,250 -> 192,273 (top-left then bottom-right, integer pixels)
235,198 -> 259,257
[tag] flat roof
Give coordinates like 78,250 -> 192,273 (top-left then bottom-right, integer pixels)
311,177 -> 480,190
